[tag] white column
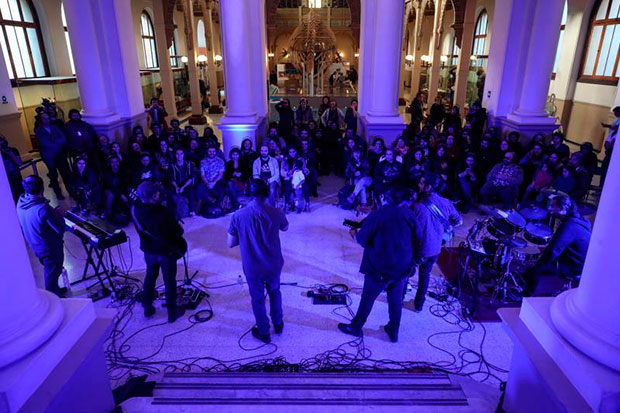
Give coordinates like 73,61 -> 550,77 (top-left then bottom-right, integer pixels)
153,0 -> 178,121
218,0 -> 259,154
358,0 -> 378,117
0,43 -> 29,153
0,161 -> 64,368
409,2 -> 424,98
63,0 -> 115,121
185,0 -> 206,125
550,136 -> 620,372
427,0 -> 443,105
508,0 -> 564,121
205,3 -> 222,112
454,0 -> 476,110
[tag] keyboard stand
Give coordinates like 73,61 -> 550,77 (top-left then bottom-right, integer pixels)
71,239 -> 117,296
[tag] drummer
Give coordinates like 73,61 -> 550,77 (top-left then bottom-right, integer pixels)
522,195 -> 591,296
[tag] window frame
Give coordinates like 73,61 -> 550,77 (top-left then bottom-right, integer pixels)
579,0 -> 620,84
0,0 -> 50,80
169,21 -> 179,68
60,2 -> 75,75
140,10 -> 158,69
472,9 -> 488,68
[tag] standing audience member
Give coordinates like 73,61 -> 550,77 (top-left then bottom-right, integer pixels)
228,179 -> 289,344
17,175 -> 67,297
64,109 -> 98,169
101,156 -> 130,226
35,112 -> 72,200
344,99 -> 359,135
275,98 -> 295,143
1,135 -> 23,202
295,98 -> 314,127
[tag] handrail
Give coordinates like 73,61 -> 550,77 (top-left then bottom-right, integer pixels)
19,157 -> 43,176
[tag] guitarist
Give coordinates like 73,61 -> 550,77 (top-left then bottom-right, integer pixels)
411,173 -> 462,312
133,181 -> 187,323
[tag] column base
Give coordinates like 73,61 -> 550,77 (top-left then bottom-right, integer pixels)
86,112 -> 148,147
218,115 -> 265,155
0,298 -> 116,413
188,114 -> 207,125
498,298 -> 620,413
361,114 -> 406,147
491,114 -> 560,143
208,105 -> 224,114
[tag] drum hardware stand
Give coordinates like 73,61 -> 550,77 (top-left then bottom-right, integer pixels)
491,254 -> 524,303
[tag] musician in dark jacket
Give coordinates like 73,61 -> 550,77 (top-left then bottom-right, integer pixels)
133,181 -> 186,323
523,196 -> 591,296
101,156 -> 129,225
16,175 -> 67,297
338,186 -> 417,342
35,112 -> 71,200
412,173 -> 462,312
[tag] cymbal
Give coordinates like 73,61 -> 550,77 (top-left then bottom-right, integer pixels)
519,205 -> 548,221
499,235 -> 527,249
525,222 -> 552,238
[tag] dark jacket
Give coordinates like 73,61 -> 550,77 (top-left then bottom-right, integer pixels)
35,125 -> 67,161
102,168 -> 128,196
168,161 -> 195,187
412,193 -> 462,258
134,203 -> 184,255
345,157 -> 370,181
16,194 -> 65,257
356,204 -> 417,280
64,120 -> 97,153
537,216 -> 591,275
295,106 -> 314,126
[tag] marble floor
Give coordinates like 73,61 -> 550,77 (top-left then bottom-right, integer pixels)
25,171 -> 514,395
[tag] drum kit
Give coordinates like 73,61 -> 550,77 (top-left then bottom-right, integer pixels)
460,206 -> 554,304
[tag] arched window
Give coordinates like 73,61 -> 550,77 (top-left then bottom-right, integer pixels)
581,0 -> 620,82
553,2 -> 568,75
0,0 -> 48,79
472,10 -> 488,68
169,19 -> 179,67
140,11 -> 158,68
61,2 -> 75,75
197,19 -> 206,49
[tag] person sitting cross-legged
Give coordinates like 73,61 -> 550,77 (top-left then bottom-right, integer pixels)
480,151 -> 523,210
252,145 -> 280,207
168,148 -> 197,218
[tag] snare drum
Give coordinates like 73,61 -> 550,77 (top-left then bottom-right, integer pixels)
524,223 -> 553,245
511,244 -> 542,267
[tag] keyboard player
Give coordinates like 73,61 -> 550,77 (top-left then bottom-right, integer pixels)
17,175 -> 68,297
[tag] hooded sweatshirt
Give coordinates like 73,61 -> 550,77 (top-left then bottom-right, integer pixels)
16,194 -> 65,257
538,216 -> 591,274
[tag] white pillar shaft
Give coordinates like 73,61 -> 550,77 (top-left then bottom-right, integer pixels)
185,0 -> 204,119
205,6 -> 220,108
0,160 -> 63,367
358,0 -> 378,117
63,0 -> 113,118
410,5 -> 423,97
219,0 -> 256,118
367,0 -> 404,117
427,0 -> 443,105
153,0 -> 178,120
515,0 -> 564,115
454,0 -> 476,109
246,0 -> 268,119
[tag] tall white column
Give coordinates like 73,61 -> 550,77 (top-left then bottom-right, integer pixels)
185,0 -> 207,125
358,0 -> 378,117
427,0 -> 443,105
410,1 -> 424,98
63,0 -> 115,121
218,0 -> 259,154
205,2 -> 222,113
153,0 -> 178,122
550,138 -> 620,372
454,0 -> 476,109
508,0 -> 564,121
0,42 -> 29,153
0,160 -> 64,368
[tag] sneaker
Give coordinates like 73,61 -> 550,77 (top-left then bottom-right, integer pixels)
383,324 -> 398,343
251,327 -> 271,344
144,305 -> 156,318
274,322 -> 284,334
337,322 -> 362,338
167,306 -> 186,323
413,303 -> 424,313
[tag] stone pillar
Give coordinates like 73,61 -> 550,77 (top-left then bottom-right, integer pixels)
0,160 -> 64,369
153,0 -> 178,122
360,0 -> 406,146
205,2 -> 222,113
0,43 -> 29,153
63,0 -> 116,123
410,1 -> 424,99
453,0 -> 476,110
357,0 -> 378,118
427,0 -> 443,105
218,0 -> 260,154
185,0 -> 207,125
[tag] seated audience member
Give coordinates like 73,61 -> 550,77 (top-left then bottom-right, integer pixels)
146,123 -> 167,153
281,147 -> 307,212
252,145 -> 280,207
133,153 -> 160,187
568,152 -> 592,201
443,106 -> 462,135
480,151 -> 523,209
546,150 -> 563,175
131,126 -> 146,148
146,97 -> 168,128
445,135 -> 461,167
368,137 -> 385,173
268,139 -> 284,164
97,135 -> 112,166
523,196 -> 590,296
476,137 -> 498,177
240,138 -> 258,168
154,140 -> 173,179
505,131 -> 523,158
345,147 -> 372,207
428,97 -> 445,129
320,99 -> 344,129
342,137 -> 357,173
64,109 -> 98,169
519,142 -> 547,185
521,162 -> 554,205
374,148 -> 403,197
344,99 -> 359,135
579,142 -> 598,173
548,132 -> 570,162
168,148 -> 196,218
299,138 -> 318,198
224,148 -> 248,210
17,175 -> 67,297
406,147 -> 428,186
198,146 -> 227,209
109,141 -> 125,166
35,112 -> 72,200
0,135 -> 23,202
456,153 -> 480,213
101,155 -> 130,226
185,138 -> 204,167
552,166 -> 577,195
322,121 -> 343,175
295,97 -> 314,127
127,141 -> 144,172
70,156 -> 101,213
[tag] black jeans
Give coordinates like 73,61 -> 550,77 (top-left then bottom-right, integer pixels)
523,261 -> 579,296
351,274 -> 408,333
38,249 -> 64,297
414,255 -> 439,309
245,270 -> 283,336
143,253 -> 178,315
43,152 -> 72,192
